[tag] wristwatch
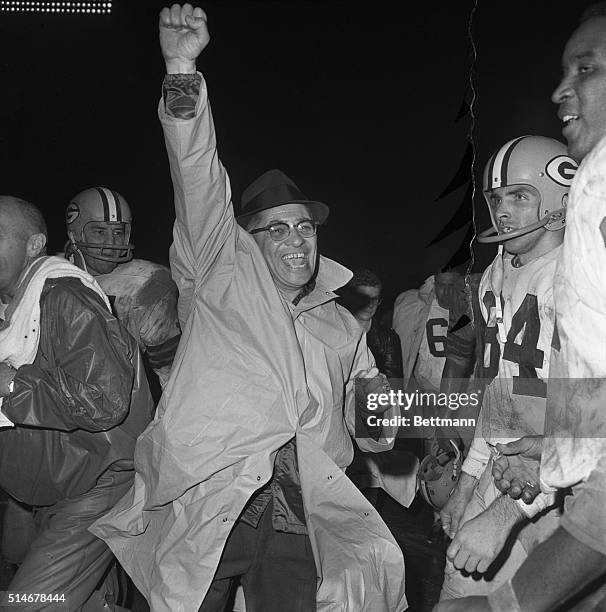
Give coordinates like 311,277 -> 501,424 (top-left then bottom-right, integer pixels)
7,380 -> 14,394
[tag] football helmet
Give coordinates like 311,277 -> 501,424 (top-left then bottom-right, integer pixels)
477,136 -> 577,243
66,187 -> 135,263
418,440 -> 462,510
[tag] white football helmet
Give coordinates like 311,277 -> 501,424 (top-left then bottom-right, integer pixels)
477,136 -> 577,243
418,440 -> 462,510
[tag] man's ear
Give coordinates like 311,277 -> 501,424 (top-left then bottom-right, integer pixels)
26,233 -> 47,257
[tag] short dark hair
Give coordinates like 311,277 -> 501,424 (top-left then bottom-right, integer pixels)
348,268 -> 382,292
337,268 -> 383,314
580,2 -> 606,22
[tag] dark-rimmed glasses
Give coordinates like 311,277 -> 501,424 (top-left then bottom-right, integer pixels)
249,219 -> 318,242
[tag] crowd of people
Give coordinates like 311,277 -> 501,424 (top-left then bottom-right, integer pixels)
1,2 -> 606,611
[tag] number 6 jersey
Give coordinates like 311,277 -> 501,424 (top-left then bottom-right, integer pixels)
476,246 -> 560,442
414,297 -> 450,392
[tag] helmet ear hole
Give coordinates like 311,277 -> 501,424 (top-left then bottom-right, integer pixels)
562,194 -> 569,208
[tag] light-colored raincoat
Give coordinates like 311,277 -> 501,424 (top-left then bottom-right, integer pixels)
91,75 -> 407,612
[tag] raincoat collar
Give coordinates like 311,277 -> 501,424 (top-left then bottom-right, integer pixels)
292,255 -> 352,317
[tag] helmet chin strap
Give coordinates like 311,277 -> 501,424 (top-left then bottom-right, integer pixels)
74,246 -> 90,274
477,207 -> 566,244
65,242 -> 90,274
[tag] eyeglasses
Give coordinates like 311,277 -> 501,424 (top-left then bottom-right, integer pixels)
249,219 -> 318,242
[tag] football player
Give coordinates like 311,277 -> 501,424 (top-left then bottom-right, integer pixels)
439,136 -> 577,599
0,188 -> 182,605
65,187 -> 181,391
391,269 -> 479,540
393,269 -> 477,445
394,270 -> 469,394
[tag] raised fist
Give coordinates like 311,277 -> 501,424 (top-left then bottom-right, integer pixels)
159,3 -> 210,74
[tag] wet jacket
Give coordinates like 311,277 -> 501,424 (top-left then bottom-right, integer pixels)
92,74 -> 407,612
0,276 -> 153,506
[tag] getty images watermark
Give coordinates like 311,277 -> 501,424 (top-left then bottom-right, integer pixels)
356,376 -> 606,440
367,388 -> 480,412
365,388 -> 480,428
354,378 -> 481,439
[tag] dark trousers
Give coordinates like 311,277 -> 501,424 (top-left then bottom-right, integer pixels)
5,469 -> 133,612
199,500 -> 317,612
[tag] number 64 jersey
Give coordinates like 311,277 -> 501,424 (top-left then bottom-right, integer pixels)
477,246 -> 560,442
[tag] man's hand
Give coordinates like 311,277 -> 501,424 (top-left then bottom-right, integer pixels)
0,363 -> 17,398
496,435 -> 543,461
160,3 -> 210,74
432,596 -> 490,612
440,472 -> 476,539
493,436 -> 543,503
356,368 -> 392,415
446,496 -> 523,574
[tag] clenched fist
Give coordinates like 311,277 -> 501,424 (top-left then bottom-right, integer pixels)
355,368 -> 393,415
160,4 -> 210,74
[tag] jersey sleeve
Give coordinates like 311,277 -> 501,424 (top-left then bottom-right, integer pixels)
461,406 -> 491,478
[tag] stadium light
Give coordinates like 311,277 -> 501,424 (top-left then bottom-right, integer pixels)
0,0 -> 112,13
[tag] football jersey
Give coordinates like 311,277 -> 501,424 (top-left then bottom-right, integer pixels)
95,258 -> 181,388
414,297 -> 449,392
542,136 -> 606,490
477,246 -> 560,442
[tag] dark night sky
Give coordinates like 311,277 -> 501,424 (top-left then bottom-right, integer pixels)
0,0 -> 595,311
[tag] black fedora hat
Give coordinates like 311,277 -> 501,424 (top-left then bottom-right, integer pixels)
236,169 -> 329,226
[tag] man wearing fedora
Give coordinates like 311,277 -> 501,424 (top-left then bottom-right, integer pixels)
91,5 -> 407,612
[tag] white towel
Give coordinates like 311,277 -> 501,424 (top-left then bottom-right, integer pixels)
0,256 -> 110,425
